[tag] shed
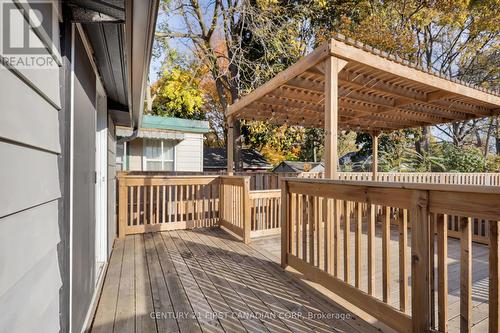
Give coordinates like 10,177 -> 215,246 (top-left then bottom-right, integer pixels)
117,115 -> 210,172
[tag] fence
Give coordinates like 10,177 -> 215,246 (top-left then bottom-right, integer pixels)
338,172 -> 500,185
280,178 -> 500,332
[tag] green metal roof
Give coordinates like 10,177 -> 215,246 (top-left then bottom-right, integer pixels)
141,115 -> 210,133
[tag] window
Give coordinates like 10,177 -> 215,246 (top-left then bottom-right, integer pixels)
143,139 -> 175,171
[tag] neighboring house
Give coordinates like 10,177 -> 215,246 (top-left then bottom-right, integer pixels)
273,161 -> 324,173
116,115 -> 210,172
204,147 -> 272,172
0,1 -> 158,332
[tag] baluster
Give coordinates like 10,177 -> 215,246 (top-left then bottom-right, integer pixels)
137,185 -> 142,225
290,193 -> 296,256
162,185 -> 166,224
325,198 -> 333,274
296,193 -> 301,257
368,203 -> 375,295
156,185 -> 159,224
355,202 -> 362,288
490,220 -> 500,333
128,186 -> 133,226
302,194 -> 307,261
149,185 -> 153,224
399,208 -> 409,312
382,205 -> 390,302
308,195 -> 315,265
317,197 -> 324,269
344,200 -> 351,283
437,214 -> 448,332
334,199 -> 341,277
460,216 -> 472,332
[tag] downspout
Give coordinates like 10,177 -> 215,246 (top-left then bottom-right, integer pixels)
118,0 -> 159,142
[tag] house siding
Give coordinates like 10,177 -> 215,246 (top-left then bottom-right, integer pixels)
0,1 -> 62,332
123,133 -> 204,172
175,132 -> 204,172
128,138 -> 144,170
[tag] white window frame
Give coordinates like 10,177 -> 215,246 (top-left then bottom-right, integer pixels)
142,139 -> 176,171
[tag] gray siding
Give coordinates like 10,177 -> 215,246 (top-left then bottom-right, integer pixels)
0,1 -> 62,332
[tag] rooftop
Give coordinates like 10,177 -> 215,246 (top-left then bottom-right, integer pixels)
204,147 -> 272,170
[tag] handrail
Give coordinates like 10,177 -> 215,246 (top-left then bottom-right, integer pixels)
280,178 -> 500,332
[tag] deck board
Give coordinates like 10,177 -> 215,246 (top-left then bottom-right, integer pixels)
91,228 -> 377,333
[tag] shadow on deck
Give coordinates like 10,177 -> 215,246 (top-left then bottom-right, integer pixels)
251,224 -> 491,332
90,228 -> 387,333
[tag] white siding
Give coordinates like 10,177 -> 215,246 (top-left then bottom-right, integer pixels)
124,133 -> 205,172
0,1 -> 62,332
107,117 -> 116,254
175,133 -> 204,172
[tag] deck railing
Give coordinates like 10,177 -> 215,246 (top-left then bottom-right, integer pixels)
117,175 -> 220,237
280,178 -> 500,333
218,176 -> 251,243
119,171 -> 499,189
250,189 -> 281,237
117,174 -> 283,243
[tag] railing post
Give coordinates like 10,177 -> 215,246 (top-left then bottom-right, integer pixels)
411,189 -> 431,333
280,178 -> 289,268
118,177 -> 128,239
242,177 -> 251,244
218,177 -> 224,226
489,220 -> 500,333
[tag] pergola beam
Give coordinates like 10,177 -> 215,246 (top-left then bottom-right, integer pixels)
227,42 -> 330,118
287,73 -> 474,120
281,79 -> 464,122
324,56 -> 347,179
372,133 -> 379,180
227,116 -> 234,175
329,38 -> 500,107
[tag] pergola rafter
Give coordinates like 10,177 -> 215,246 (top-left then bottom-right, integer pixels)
226,35 -> 500,178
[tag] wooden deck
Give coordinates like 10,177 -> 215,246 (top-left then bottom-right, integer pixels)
251,224 -> 491,332
91,228 -> 384,333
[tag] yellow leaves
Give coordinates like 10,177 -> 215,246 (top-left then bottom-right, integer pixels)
152,67 -> 204,116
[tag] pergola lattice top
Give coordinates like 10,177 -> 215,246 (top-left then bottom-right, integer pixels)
227,35 -> 500,132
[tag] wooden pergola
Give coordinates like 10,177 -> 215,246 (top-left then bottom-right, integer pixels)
226,35 -> 500,179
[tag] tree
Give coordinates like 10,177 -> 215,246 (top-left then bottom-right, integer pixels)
312,0 -> 499,154
149,66 -> 205,119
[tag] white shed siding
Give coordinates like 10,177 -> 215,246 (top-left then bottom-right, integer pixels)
175,132 -> 204,171
0,1 -> 62,332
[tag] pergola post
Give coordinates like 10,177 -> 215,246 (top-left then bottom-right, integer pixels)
324,56 -> 347,179
227,116 -> 234,175
372,133 -> 379,181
